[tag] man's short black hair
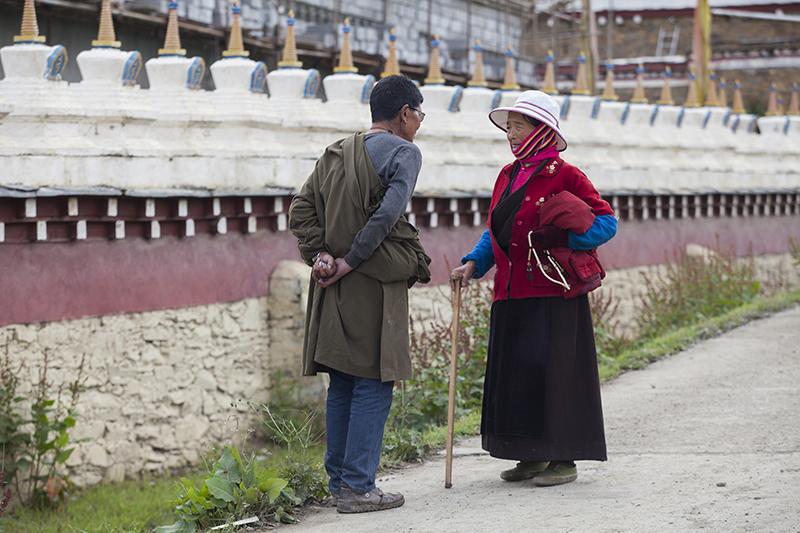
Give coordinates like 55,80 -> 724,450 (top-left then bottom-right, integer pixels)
369,75 -> 424,122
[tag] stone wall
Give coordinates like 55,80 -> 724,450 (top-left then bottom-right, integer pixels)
2,252 -> 797,485
0,259 -> 333,486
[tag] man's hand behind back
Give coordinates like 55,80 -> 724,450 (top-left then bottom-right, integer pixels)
317,258 -> 353,288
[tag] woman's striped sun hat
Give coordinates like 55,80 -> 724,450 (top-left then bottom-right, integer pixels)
488,90 -> 568,151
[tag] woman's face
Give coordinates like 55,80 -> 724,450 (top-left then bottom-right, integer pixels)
506,112 -> 537,150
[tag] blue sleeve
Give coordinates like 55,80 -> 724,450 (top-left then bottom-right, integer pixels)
568,214 -> 618,250
461,229 -> 495,278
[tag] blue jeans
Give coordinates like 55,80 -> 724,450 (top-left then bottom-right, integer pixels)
325,369 -> 394,494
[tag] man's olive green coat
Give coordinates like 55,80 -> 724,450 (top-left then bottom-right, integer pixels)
288,133 -> 431,382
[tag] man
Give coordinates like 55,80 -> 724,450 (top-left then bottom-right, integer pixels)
288,75 -> 430,514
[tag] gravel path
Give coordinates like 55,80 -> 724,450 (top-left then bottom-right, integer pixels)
283,306 -> 800,532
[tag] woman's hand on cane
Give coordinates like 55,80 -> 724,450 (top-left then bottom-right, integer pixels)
451,261 -> 476,287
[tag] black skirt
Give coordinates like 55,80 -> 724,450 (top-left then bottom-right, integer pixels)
481,295 -> 607,462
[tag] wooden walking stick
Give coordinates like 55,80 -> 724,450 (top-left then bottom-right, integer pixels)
445,276 -> 462,488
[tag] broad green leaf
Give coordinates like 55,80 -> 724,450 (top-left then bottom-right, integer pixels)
205,476 -> 235,503
244,486 -> 260,505
258,477 -> 289,503
54,431 -> 69,449
55,447 -> 74,464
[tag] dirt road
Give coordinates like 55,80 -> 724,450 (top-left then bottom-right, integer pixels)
288,306 -> 800,532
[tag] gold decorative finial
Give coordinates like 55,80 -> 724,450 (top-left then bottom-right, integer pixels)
657,67 -> 674,105
14,0 -> 46,43
92,0 -> 120,48
278,9 -> 302,68
572,51 -> 590,95
158,1 -> 186,56
334,17 -> 357,73
600,63 -> 617,101
542,50 -> 558,95
684,65 -> 700,108
630,63 -> 648,103
717,78 -> 728,108
705,71 -> 719,106
501,46 -> 520,90
424,35 -> 445,84
765,82 -> 781,116
789,83 -> 799,116
731,80 -> 746,114
467,39 -> 487,87
381,28 -> 400,78
223,0 -> 249,57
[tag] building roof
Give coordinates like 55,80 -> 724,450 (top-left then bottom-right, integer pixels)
539,0 -> 799,12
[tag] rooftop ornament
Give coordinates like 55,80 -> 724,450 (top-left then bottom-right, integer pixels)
630,63 -> 648,104
600,62 -> 617,101
542,50 -> 558,95
14,0 -> 45,44
572,52 -> 590,95
657,67 -> 674,106
333,18 -> 358,74
380,28 -> 400,78
467,39 -> 487,88
158,1 -> 186,56
91,0 -> 121,49
223,0 -> 249,58
705,71 -> 720,107
278,9 -> 302,68
717,77 -> 728,108
765,82 -> 782,116
788,83 -> 799,116
424,35 -> 446,85
731,80 -> 746,114
684,66 -> 700,108
501,46 -> 520,91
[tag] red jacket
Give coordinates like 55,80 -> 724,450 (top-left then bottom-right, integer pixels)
488,156 -> 614,302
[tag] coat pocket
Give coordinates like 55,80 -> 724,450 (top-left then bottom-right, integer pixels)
568,251 -> 603,283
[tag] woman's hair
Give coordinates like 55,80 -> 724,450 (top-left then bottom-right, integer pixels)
369,75 -> 424,122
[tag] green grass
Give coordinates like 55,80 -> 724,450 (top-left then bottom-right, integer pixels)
0,474 -> 193,533
598,288 -> 800,382
4,290 -> 798,533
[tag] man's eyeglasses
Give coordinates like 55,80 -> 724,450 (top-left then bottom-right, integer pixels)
411,107 -> 426,122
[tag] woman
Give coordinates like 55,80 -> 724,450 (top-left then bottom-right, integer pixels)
451,90 -> 617,486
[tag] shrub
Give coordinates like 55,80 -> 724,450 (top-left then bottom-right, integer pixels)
155,446 -> 298,532
790,237 -> 800,269
589,288 -> 632,364
0,349 -> 85,509
383,282 -> 493,464
258,405 -> 327,504
635,245 -> 760,340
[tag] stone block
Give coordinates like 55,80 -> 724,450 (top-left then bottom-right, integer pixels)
86,444 -> 111,467
14,325 -> 38,344
103,463 -> 127,483
195,369 -> 217,390
240,298 -> 265,331
140,343 -> 162,363
175,415 -> 210,442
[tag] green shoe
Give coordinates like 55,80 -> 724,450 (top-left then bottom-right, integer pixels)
500,461 -> 550,482
533,462 -> 577,487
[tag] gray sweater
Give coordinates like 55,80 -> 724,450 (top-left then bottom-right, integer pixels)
344,132 -> 423,269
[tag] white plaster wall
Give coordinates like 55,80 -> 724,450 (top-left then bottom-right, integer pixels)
0,85 -> 797,198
